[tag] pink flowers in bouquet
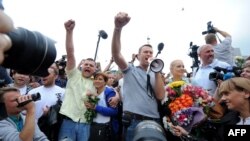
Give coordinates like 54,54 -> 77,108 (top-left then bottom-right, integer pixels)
163,81 -> 215,131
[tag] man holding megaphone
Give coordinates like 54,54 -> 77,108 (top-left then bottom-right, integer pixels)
111,12 -> 165,141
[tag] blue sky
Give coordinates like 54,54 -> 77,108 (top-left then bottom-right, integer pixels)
4,0 -> 250,73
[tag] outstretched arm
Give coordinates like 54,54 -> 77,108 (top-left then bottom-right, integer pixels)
154,72 -> 165,100
103,57 -> 114,72
214,27 -> 231,38
111,12 -> 131,70
64,20 -> 76,71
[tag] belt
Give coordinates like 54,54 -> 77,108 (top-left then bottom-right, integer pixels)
62,115 -> 73,121
92,122 -> 110,126
123,111 -> 159,121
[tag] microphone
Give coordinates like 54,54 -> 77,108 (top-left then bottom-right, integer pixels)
99,30 -> 108,39
157,42 -> 164,54
17,93 -> 41,107
190,42 -> 193,47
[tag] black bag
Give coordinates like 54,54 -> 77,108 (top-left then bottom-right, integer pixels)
47,93 -> 62,125
38,93 -> 63,141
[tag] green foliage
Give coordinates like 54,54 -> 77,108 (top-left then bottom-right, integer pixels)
84,96 -> 100,123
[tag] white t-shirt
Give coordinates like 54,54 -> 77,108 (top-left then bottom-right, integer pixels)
93,91 -> 110,123
28,85 -> 65,120
9,83 -> 29,95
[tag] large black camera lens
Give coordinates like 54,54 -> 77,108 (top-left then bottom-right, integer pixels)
209,72 -> 224,81
132,120 -> 167,141
2,27 -> 57,77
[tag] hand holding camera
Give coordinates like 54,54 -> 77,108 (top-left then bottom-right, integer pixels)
16,92 -> 41,108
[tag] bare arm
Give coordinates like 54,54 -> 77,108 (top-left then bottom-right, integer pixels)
112,12 -> 131,70
0,9 -> 14,64
0,10 -> 14,33
18,96 -> 36,141
214,27 -> 231,38
103,57 -> 114,72
154,72 -> 165,100
64,20 -> 76,71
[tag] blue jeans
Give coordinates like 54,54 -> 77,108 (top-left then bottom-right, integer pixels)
58,119 -> 90,141
124,119 -> 140,141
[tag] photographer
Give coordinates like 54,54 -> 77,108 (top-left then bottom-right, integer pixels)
205,27 -> 235,66
55,56 -> 68,88
0,87 -> 48,141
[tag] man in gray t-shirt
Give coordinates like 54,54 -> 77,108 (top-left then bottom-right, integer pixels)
205,27 -> 235,66
111,12 -> 165,141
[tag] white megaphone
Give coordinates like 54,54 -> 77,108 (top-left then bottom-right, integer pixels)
149,59 -> 164,73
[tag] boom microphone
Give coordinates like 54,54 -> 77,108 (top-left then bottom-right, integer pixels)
157,42 -> 164,54
99,30 -> 108,39
155,42 -> 164,58
17,92 -> 41,107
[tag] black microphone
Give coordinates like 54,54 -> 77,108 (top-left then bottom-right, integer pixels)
157,42 -> 164,54
190,41 -> 193,47
99,30 -> 108,39
17,93 -> 41,107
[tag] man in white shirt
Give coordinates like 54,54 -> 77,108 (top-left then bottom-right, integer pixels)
192,44 -> 231,96
28,66 -> 65,141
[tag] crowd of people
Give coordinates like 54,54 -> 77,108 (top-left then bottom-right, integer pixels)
0,1 -> 250,141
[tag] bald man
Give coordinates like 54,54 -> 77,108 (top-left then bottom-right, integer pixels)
192,44 -> 230,95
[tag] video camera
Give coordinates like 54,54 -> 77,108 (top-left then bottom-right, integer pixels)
202,21 -> 217,35
209,66 -> 242,81
188,42 -> 200,69
55,55 -> 67,76
0,92 -> 41,120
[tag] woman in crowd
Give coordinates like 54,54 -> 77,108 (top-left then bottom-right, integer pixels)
241,64 -> 250,79
162,59 -> 190,141
219,77 -> 250,125
169,77 -> 250,140
166,59 -> 190,84
84,72 -> 118,141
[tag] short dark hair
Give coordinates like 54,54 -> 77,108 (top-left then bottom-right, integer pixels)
205,33 -> 217,44
0,87 -> 19,102
94,72 -> 108,83
138,44 -> 152,53
85,58 -> 96,66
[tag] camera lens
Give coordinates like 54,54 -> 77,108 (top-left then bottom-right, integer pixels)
132,120 -> 167,141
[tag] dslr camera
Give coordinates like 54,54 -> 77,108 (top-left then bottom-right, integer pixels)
55,55 -> 67,76
209,66 -> 242,81
202,21 -> 217,35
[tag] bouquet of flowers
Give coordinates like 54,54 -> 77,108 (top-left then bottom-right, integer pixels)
163,81 -> 214,131
84,91 -> 100,123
